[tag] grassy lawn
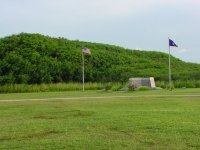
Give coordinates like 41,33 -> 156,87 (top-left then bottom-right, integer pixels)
0,88 -> 199,100
0,89 -> 200,149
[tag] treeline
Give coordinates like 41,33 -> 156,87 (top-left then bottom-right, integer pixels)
0,33 -> 200,84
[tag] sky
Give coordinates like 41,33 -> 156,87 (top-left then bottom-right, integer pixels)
0,0 -> 200,63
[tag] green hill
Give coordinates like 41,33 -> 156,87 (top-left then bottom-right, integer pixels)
0,33 -> 199,84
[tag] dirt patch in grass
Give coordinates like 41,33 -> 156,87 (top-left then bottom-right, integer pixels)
33,110 -> 95,120
0,130 -> 63,142
109,126 -> 134,137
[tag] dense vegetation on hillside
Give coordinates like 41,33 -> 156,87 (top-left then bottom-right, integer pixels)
0,33 -> 200,84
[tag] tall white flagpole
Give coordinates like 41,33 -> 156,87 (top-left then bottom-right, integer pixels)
82,51 -> 85,92
168,37 -> 172,91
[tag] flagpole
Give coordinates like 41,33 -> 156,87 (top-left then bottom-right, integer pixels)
168,37 -> 172,91
82,51 -> 85,92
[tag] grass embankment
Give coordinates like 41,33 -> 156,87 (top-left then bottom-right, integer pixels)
157,81 -> 200,89
0,81 -> 200,93
0,89 -> 200,149
0,82 -> 126,93
0,88 -> 199,101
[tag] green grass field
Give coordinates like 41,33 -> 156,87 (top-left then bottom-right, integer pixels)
0,89 -> 200,149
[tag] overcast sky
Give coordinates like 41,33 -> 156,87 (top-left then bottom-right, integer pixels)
1,0 -> 200,63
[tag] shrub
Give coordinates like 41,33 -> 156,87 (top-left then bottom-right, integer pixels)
195,81 -> 200,88
156,81 -> 166,89
111,83 -> 124,91
104,83 -> 113,91
128,84 -> 136,91
138,86 -> 150,91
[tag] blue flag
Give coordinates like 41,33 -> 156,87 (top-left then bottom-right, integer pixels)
169,39 -> 178,47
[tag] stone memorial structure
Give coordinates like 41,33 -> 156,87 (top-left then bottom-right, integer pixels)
128,77 -> 156,89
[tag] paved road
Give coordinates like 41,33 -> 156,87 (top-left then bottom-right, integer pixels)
0,95 -> 200,102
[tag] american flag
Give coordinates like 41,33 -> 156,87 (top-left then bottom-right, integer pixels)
82,47 -> 91,54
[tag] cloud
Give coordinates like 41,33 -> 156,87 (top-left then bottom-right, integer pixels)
63,0 -> 200,19
0,0 -> 200,63
1,0 -> 199,23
